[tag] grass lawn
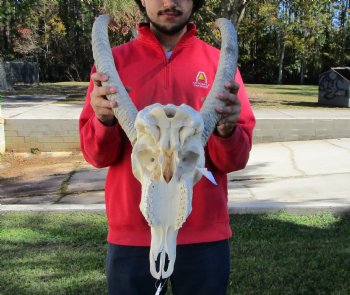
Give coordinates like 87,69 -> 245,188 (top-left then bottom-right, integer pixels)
1,212 -> 349,294
245,84 -> 320,108
0,82 -> 324,108
0,82 -> 89,104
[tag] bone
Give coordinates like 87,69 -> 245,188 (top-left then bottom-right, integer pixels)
92,15 -> 138,144
200,18 -> 238,145
133,104 -> 205,279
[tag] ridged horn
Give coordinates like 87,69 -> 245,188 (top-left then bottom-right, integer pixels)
200,18 -> 238,145
92,14 -> 138,145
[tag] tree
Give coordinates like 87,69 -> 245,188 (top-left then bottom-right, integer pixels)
0,58 -> 12,91
220,0 -> 251,28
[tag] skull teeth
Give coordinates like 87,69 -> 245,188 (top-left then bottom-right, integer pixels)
175,183 -> 188,229
142,180 -> 156,227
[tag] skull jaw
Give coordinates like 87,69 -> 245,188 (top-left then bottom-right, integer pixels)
140,175 -> 196,279
149,226 -> 178,279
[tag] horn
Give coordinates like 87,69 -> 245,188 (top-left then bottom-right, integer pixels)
200,18 -> 238,145
92,14 -> 138,145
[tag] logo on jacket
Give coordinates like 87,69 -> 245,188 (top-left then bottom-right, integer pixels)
193,71 -> 209,89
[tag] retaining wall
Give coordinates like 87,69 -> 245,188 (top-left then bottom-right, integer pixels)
4,119 -> 79,152
254,118 -> 350,143
3,117 -> 350,152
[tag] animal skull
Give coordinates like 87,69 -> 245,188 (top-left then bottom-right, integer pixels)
131,103 -> 204,278
92,15 -> 238,279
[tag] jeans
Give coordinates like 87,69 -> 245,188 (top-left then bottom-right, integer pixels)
106,239 -> 230,295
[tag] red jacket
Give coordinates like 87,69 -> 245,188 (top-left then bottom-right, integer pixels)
79,23 -> 256,246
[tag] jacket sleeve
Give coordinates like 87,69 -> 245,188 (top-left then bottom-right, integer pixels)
79,67 -> 124,168
206,69 -> 256,173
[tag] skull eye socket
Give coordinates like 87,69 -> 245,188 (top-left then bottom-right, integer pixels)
137,150 -> 156,170
178,151 -> 199,172
136,149 -> 162,181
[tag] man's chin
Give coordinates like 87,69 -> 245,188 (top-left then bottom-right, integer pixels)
150,20 -> 188,35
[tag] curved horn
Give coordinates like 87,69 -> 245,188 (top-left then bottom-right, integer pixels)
200,18 -> 238,145
92,14 -> 138,145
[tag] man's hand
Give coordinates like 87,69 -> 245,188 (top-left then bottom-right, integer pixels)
215,81 -> 241,137
90,72 -> 118,126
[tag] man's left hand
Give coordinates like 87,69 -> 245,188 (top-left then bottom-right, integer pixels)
215,81 -> 241,137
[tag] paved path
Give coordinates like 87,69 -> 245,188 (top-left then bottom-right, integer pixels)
3,94 -> 350,119
1,94 -> 350,214
1,138 -> 350,215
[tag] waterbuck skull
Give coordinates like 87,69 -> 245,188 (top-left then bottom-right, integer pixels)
92,15 -> 238,279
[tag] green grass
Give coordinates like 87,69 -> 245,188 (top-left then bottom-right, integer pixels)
0,82 -> 324,108
1,212 -> 349,294
0,212 -> 107,295
245,84 -> 321,109
0,82 -> 89,104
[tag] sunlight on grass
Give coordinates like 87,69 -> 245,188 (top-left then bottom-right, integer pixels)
47,82 -> 89,86
246,84 -> 320,108
0,212 -> 107,295
1,82 -> 328,108
260,211 -> 339,229
1,212 -> 349,294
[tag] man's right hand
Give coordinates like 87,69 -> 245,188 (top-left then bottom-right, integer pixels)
90,72 -> 118,126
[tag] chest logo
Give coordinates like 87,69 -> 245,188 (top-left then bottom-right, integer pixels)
193,71 -> 209,89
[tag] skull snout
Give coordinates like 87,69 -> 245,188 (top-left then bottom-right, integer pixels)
154,251 -> 170,275
150,226 -> 177,279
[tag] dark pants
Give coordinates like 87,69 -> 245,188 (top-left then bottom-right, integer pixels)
106,240 -> 230,295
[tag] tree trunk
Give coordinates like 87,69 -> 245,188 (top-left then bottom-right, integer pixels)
0,60 -> 12,91
300,54 -> 306,84
277,38 -> 285,85
221,0 -> 251,28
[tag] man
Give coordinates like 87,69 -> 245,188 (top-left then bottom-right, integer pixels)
79,0 -> 256,293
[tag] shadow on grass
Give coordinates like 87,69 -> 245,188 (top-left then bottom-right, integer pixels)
0,212 -> 108,295
1,212 -> 349,294
1,84 -> 87,103
280,101 -> 346,108
229,212 -> 350,295
271,90 -> 318,97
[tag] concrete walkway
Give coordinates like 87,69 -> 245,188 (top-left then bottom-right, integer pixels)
1,94 -> 350,214
3,94 -> 350,119
228,138 -> 350,215
2,93 -> 350,152
1,138 -> 350,215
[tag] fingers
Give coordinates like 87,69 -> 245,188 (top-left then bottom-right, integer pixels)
215,91 -> 241,117
91,72 -> 131,93
224,81 -> 240,94
91,72 -> 109,87
90,72 -> 117,125
214,81 -> 242,137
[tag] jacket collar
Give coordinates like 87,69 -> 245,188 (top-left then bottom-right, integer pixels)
136,23 -> 198,49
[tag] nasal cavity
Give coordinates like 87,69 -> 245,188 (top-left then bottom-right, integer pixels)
164,107 -> 176,118
162,150 -> 174,183
155,252 -> 170,274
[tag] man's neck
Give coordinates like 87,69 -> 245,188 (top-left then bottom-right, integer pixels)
150,25 -> 188,52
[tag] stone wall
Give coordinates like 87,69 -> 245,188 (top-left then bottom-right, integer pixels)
3,117 -> 350,152
254,118 -> 350,143
4,119 -> 80,152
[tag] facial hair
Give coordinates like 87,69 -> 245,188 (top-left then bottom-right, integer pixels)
147,9 -> 192,35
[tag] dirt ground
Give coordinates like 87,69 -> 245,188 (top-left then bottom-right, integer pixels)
0,152 -> 85,181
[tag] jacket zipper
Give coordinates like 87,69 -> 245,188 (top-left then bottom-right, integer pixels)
164,48 -> 179,90
163,52 -> 170,89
